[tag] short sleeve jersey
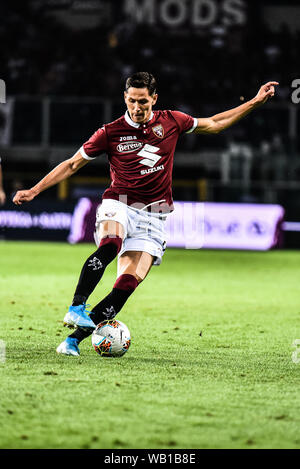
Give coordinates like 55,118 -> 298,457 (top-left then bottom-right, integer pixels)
80,110 -> 197,211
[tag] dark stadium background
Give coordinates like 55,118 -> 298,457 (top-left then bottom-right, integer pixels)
0,0 -> 299,248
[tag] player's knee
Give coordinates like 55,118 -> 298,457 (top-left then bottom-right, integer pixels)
100,220 -> 124,240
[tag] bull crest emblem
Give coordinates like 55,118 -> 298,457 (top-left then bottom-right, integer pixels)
152,124 -> 164,138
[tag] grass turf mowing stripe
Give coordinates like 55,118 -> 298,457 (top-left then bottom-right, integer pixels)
0,241 -> 300,449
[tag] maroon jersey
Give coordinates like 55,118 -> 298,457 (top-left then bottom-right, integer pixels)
80,110 -> 197,211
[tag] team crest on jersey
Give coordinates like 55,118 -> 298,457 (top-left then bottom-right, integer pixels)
105,212 -> 116,218
152,124 -> 164,138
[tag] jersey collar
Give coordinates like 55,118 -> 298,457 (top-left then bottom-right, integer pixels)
125,111 -> 154,128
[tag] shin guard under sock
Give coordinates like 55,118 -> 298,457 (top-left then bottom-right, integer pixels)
90,274 -> 139,324
72,236 -> 122,305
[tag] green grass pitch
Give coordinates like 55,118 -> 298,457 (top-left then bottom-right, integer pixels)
0,241 -> 300,449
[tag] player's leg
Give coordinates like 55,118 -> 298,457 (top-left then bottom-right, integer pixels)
89,250 -> 153,324
58,203 -> 166,356
66,206 -> 165,333
63,251 -> 154,351
61,220 -> 124,330
71,220 -> 124,305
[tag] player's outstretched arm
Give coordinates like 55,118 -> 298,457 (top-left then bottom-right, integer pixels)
0,164 -> 6,205
194,81 -> 279,135
13,151 -> 88,205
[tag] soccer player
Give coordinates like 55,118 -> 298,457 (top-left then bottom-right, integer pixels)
13,72 -> 278,356
0,158 -> 6,205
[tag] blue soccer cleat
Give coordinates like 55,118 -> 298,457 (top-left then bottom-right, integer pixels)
56,337 -> 80,356
63,304 -> 96,330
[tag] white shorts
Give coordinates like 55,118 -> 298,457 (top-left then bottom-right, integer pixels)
94,199 -> 167,266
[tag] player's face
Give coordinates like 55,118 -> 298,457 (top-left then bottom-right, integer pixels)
124,87 -> 158,124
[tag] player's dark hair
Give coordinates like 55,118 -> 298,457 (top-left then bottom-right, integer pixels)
125,72 -> 157,95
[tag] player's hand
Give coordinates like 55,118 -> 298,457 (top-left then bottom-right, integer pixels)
13,189 -> 37,205
254,81 -> 279,105
0,189 -> 6,205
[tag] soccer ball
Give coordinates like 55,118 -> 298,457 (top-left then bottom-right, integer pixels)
92,320 -> 131,357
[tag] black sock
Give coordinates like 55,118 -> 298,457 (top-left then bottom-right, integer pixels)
69,274 -> 138,344
72,241 -> 120,304
69,289 -> 136,343
69,327 -> 93,343
72,295 -> 87,307
89,287 -> 135,325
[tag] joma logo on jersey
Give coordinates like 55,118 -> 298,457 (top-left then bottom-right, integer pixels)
119,135 -> 137,141
117,141 -> 143,153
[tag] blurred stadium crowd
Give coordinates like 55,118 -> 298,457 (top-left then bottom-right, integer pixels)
0,1 -> 299,213
1,2 -> 296,109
